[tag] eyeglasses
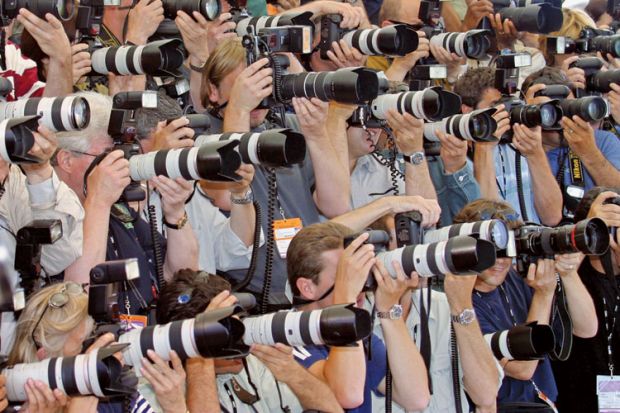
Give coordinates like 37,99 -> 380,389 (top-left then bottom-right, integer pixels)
70,150 -> 98,157
31,283 -> 86,348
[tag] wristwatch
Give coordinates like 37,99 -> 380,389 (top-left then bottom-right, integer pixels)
163,211 -> 189,230
230,189 -> 253,205
377,304 -> 403,320
403,151 -> 425,166
189,59 -> 208,73
451,308 -> 476,326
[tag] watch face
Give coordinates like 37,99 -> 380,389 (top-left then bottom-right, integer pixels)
460,309 -> 476,324
391,305 -> 403,319
411,152 -> 425,165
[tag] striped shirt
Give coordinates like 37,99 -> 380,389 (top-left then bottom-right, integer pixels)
1,40 -> 45,101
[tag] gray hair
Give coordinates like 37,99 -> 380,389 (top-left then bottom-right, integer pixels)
55,92 -> 113,153
135,91 -> 183,140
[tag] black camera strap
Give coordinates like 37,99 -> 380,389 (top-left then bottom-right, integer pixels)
419,284 -> 433,394
567,149 -> 584,187
549,276 -> 572,361
450,324 -> 464,413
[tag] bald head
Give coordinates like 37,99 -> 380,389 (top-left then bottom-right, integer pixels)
379,0 -> 420,25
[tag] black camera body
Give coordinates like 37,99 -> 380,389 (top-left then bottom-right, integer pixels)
319,14 -> 345,59
480,0 -> 562,34
570,57 -> 620,94
343,229 -> 390,290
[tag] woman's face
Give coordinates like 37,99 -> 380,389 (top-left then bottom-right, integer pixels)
61,317 -> 94,357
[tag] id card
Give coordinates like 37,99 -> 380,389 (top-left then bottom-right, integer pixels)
597,375 -> 620,412
119,314 -> 148,331
273,218 -> 303,259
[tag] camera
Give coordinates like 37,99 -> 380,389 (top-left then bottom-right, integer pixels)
512,218 -> 610,272
0,0 -> 75,26
577,28 -> 620,58
15,220 -> 62,295
482,0 -> 563,34
428,29 -> 491,60
370,87 -> 462,122
234,10 -> 314,37
0,115 -> 45,164
0,96 -> 90,132
2,345 -> 132,401
319,14 -> 419,59
90,39 -> 187,77
423,108 -> 498,143
422,219 -> 511,251
533,84 -> 608,123
194,129 -> 306,168
494,52 -> 532,95
161,0 -> 220,21
255,26 -> 313,54
570,57 -> 620,94
88,259 -> 141,324
496,97 -> 563,142
242,303 -> 372,347
485,322 -> 555,361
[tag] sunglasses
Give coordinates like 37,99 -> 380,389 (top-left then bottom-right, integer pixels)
31,283 -> 87,348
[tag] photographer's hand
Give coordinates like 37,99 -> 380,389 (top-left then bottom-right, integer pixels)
21,125 -> 57,184
554,252 -> 584,278
437,131 -> 468,174
488,14 -> 517,50
326,40 -> 366,69
491,104 -> 510,143
151,176 -> 193,224
608,83 -> 620,124
141,350 -> 187,413
205,290 -> 239,311
512,124 -> 545,158
71,43 -> 92,85
462,0 -> 494,31
525,258 -> 556,298
87,150 -> 130,208
386,110 -> 423,154
293,97 -> 329,140
21,380 -> 68,413
382,196 -> 441,228
0,375 -> 7,412
228,58 -> 273,113
274,0 -> 300,12
125,0 -> 164,45
560,115 -> 596,159
444,273 -> 476,313
587,191 -> 620,227
429,44 -> 464,82
386,32 -> 429,81
176,11 -> 212,65
373,260 -> 410,313
333,232 -> 375,304
152,117 -> 195,151
251,343 -> 300,383
561,56 -> 586,90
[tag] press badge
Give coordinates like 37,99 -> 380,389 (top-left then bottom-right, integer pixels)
120,314 -> 148,331
273,218 -> 303,259
597,375 -> 620,412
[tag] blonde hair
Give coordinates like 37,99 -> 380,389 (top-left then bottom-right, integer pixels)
8,282 -> 91,365
200,38 -> 246,109
539,9 -> 597,64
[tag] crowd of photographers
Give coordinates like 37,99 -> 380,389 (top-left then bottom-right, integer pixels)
0,0 -> 619,411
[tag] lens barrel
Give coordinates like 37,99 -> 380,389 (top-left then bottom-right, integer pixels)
235,11 -> 314,36
485,322 -> 555,361
430,29 -> 491,59
371,87 -> 462,122
0,96 -> 90,132
509,101 -> 562,129
0,115 -> 42,164
559,96 -> 607,122
424,108 -> 497,142
341,25 -> 419,56
162,0 -> 221,20
423,219 -> 510,250
498,4 -> 563,34
588,69 -> 620,93
590,34 -> 620,58
242,304 -> 372,347
4,0 -> 75,21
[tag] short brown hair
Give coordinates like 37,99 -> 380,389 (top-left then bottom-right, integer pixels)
200,38 -> 246,109
157,269 -> 231,324
287,222 -> 354,296
453,199 -> 524,230
453,67 -> 496,109
521,66 -> 572,97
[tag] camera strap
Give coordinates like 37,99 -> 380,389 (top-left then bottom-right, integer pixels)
450,325 -> 463,413
549,276 -> 572,361
419,285 -> 433,394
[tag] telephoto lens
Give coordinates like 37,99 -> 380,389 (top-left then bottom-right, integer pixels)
90,39 -> 186,77
0,96 -> 90,132
508,100 -> 562,130
119,306 -> 247,371
162,0 -> 220,20
235,11 -> 314,36
423,108 -> 498,143
514,217 -> 611,257
587,69 -> 620,93
590,34 -> 620,58
0,115 -> 42,164
376,235 -> 497,278
498,3 -> 563,34
2,0 -> 75,21
242,304 -> 372,347
278,67 -> 382,104
3,345 -> 132,401
128,140 -> 243,183
423,219 -> 510,250
485,322 -> 555,361
559,96 -> 607,122
194,129 -> 306,168
429,29 -> 491,59
370,87 -> 462,122
340,24 -> 420,57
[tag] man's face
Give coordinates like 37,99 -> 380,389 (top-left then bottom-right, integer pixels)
61,136 -> 113,201
477,257 -> 513,290
214,66 -> 269,129
347,126 -> 382,159
476,87 -> 503,110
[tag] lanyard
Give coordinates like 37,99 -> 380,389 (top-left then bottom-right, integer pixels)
223,382 -> 238,413
496,145 -> 509,200
602,295 -> 620,377
568,149 -> 584,185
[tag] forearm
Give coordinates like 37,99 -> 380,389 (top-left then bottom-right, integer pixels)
405,162 -> 437,200
43,58 -> 73,97
223,106 -> 250,133
562,272 -> 598,338
323,345 -> 366,408
331,196 -> 392,232
189,66 -> 206,113
441,2 -> 464,33
579,148 -> 620,187
186,358 -> 220,413
229,203 -> 256,247
283,367 -> 343,413
307,135 -> 351,217
473,147 -> 500,200
380,320 -> 430,411
528,152 -> 563,226
164,224 -> 199,280
64,198 -> 109,284
325,111 -> 350,172
503,359 -> 538,380
527,291 -> 554,325
384,61 -> 411,82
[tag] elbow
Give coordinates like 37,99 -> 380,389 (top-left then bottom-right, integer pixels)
510,366 -> 537,381
399,393 -> 431,412
470,392 -> 498,409
574,322 -> 598,339
317,199 -> 351,219
540,209 -> 562,227
335,389 -> 364,410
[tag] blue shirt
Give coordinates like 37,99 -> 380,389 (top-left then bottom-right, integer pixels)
473,270 -> 558,404
294,334 -> 387,413
546,129 -> 620,193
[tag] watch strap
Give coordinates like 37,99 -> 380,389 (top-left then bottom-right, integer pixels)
163,211 -> 188,230
403,151 -> 425,165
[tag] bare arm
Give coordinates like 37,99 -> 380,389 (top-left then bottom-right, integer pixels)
326,102 -> 356,172
525,150 -> 563,226
186,358 -> 221,413
228,165 -> 257,247
556,254 -> 598,338
473,145 -> 500,201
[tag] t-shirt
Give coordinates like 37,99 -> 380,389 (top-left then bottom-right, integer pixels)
294,334 -> 387,413
552,259 -> 620,413
1,40 -> 45,101
473,270 -> 558,404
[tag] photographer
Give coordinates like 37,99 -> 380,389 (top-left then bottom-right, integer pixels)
53,92 -> 198,318
552,187 -> 620,413
453,199 -> 597,407
288,222 -> 431,412
0,123 -> 84,355
520,68 -> 620,216
156,268 -> 343,413
200,37 -> 351,300
455,67 -> 563,226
